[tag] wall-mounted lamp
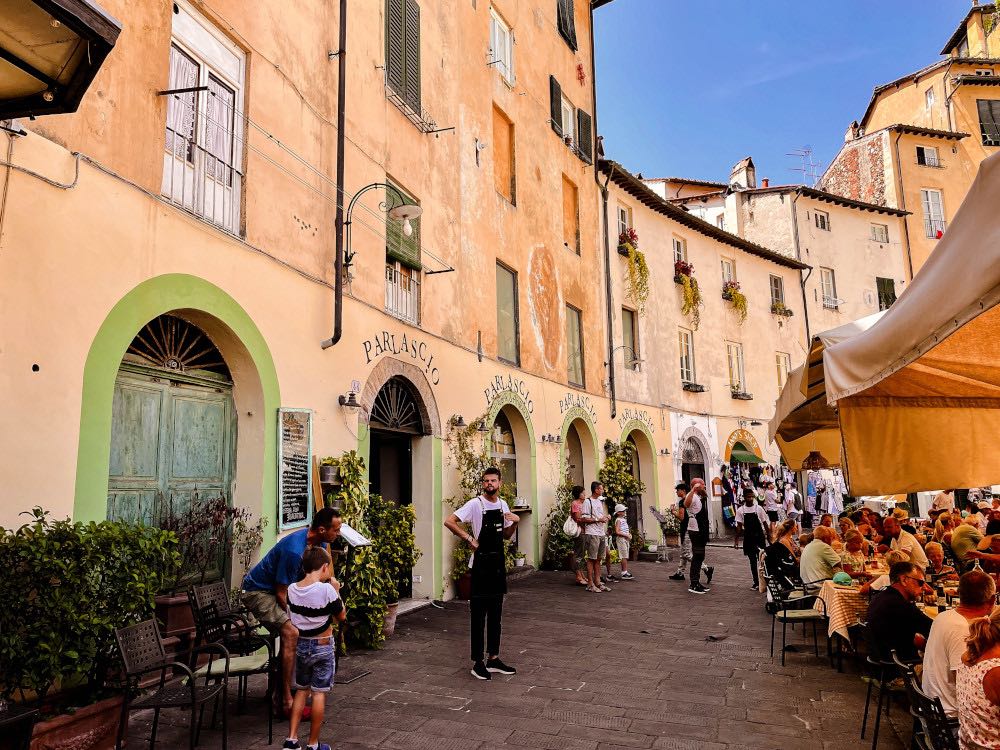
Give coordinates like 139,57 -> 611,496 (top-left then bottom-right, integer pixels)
658,448 -> 670,456
749,420 -> 762,427
477,420 -> 490,433
540,434 -> 563,444
450,414 -> 467,428
338,392 -> 360,408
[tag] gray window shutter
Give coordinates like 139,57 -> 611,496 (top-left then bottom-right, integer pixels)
978,99 -> 1000,145
549,75 -> 562,136
403,0 -> 421,113
556,0 -> 578,51
386,0 -> 405,97
576,109 -> 593,163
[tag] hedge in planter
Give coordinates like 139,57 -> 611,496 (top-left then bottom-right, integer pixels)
0,508 -> 179,707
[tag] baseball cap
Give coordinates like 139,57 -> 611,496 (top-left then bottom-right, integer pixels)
614,504 -> 627,514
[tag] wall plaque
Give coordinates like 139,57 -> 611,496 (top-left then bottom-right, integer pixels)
278,408 -> 313,531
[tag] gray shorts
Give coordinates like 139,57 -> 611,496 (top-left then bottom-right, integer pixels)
615,538 -> 630,561
241,589 -> 288,629
573,534 -> 587,569
585,534 -> 607,560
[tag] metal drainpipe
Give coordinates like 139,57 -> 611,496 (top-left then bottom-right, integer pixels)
321,0 -> 348,350
790,189 -> 812,344
892,130 -> 916,280
589,2 -> 616,420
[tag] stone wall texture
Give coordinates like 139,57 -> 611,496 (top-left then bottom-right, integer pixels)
819,131 -> 893,207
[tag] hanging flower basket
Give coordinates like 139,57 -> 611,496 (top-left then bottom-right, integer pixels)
722,280 -> 748,323
674,261 -> 702,328
673,259 -> 693,284
617,227 -> 639,257
770,302 -> 794,317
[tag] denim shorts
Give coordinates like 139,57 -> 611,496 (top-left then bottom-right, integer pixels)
293,638 -> 335,692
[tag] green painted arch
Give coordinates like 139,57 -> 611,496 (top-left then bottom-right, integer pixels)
619,420 -> 661,512
74,274 -> 281,546
487,392 -> 539,563
559,406 -> 601,478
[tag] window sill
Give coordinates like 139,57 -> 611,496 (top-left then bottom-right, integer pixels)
682,382 -> 706,393
731,391 -> 754,401
498,356 -> 521,369
495,190 -> 516,207
567,381 -> 587,391
385,84 -> 437,133
822,304 -> 840,311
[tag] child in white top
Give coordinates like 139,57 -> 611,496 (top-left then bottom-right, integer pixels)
613,504 -> 634,580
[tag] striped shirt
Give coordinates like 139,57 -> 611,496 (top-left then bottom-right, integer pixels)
287,581 -> 344,638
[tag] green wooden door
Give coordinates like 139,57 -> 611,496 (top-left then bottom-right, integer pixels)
107,366 -> 235,527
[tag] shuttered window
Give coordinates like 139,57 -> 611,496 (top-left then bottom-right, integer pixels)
556,0 -> 578,50
566,305 -> 584,386
386,0 -> 421,114
493,106 -> 515,203
549,76 -> 563,136
622,308 -> 639,370
386,182 -> 421,270
562,175 -> 580,254
977,99 -> 1000,145
678,328 -> 695,384
576,108 -> 593,163
876,277 -> 897,311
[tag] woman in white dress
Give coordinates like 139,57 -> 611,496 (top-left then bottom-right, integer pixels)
956,607 -> 1000,750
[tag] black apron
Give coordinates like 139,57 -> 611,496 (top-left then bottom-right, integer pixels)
742,506 -> 765,554
471,498 -> 507,597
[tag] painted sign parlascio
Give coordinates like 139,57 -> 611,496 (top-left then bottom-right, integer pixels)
362,330 -> 440,385
278,408 -> 313,530
484,373 -> 534,413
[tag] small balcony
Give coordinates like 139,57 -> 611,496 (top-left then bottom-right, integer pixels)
730,386 -> 753,401
822,295 -> 840,310
924,219 -> 947,239
682,381 -> 706,393
385,264 -> 420,325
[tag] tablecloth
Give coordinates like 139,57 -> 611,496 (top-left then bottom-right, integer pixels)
815,581 -> 868,640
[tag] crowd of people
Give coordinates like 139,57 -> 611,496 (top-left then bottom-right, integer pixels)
728,483 -> 1000,749
565,481 -> 636,592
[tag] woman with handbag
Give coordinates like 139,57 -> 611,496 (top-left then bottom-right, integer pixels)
562,485 -> 589,586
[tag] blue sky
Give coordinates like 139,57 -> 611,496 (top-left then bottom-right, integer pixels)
594,0 -> 969,185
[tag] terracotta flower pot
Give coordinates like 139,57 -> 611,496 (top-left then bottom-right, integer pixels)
31,695 -> 124,750
454,572 -> 472,600
382,601 -> 400,638
154,593 -> 195,637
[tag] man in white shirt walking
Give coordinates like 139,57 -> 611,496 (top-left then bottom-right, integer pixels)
684,479 -> 714,594
579,481 -> 611,593
922,570 -> 997,718
931,489 -> 956,513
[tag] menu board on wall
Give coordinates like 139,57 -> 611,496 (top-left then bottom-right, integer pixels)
278,408 -> 313,531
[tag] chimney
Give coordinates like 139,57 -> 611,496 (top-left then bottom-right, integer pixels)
728,157 -> 757,190
761,178 -> 770,188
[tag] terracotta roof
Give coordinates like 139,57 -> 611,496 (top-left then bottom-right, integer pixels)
953,73 -> 1000,87
859,59 -> 950,128
669,190 -> 727,204
748,184 -> 910,217
884,123 -> 970,140
598,160 -> 809,270
646,176 -> 728,189
940,4 -> 994,56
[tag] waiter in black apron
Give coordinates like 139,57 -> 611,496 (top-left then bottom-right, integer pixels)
445,466 -> 520,680
734,487 -> 769,589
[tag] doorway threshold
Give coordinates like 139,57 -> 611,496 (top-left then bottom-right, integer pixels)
396,598 -> 433,617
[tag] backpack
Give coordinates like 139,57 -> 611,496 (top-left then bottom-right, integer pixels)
793,492 -> 803,512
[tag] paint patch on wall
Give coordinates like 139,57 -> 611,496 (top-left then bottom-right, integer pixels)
526,244 -> 561,371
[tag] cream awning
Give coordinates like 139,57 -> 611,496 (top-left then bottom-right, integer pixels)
822,152 -> 1000,495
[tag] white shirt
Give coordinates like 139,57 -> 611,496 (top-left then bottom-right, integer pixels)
454,496 -> 512,566
582,497 -> 608,536
890,529 -> 929,569
922,609 -> 972,717
287,581 -> 343,636
735,503 -> 769,528
686,494 -> 703,532
763,489 -> 779,512
931,491 -> 955,512
614,516 -> 629,538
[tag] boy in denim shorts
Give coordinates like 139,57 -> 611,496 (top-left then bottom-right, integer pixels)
283,546 -> 346,750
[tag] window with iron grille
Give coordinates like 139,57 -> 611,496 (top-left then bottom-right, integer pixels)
916,145 -> 940,167
870,223 -> 889,243
385,181 -> 422,324
162,4 -> 245,236
820,267 -> 838,309
876,277 -> 897,311
386,0 -> 421,115
977,99 -> 1000,146
921,188 -> 946,238
566,305 -> 584,386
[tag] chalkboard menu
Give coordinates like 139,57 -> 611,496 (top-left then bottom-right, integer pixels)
278,408 -> 313,530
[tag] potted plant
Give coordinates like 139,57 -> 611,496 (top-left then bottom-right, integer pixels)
658,506 -> 682,547
450,543 -> 474,599
366,492 -> 421,638
618,230 -> 650,315
541,480 -> 578,571
0,508 -> 179,750
629,529 -> 645,561
674,260 -> 703,329
514,552 -> 526,568
722,280 -> 748,323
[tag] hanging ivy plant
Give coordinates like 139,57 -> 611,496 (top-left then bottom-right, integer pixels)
599,440 -> 645,511
677,267 -> 703,330
617,230 -> 649,315
722,280 -> 748,324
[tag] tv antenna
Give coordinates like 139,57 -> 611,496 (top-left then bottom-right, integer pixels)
787,146 -> 820,186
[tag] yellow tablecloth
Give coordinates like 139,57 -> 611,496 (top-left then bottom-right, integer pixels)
815,581 -> 868,640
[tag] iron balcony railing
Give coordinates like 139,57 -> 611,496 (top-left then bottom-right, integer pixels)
385,264 -> 420,324
924,218 -> 947,239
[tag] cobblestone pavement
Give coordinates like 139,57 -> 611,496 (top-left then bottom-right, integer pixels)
129,546 -> 912,749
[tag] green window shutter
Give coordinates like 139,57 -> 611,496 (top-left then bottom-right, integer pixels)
576,108 -> 593,163
876,277 -> 896,311
556,0 -> 578,51
403,0 -> 421,113
386,186 -> 421,271
549,75 -> 562,136
386,0 -> 405,97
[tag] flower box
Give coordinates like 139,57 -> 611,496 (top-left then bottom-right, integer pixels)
770,303 -> 794,317
731,391 -> 754,401
682,382 -> 706,393
617,244 -> 631,257
722,290 -> 734,301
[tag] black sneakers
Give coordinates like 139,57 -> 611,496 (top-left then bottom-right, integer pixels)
668,571 -> 685,581
486,657 -> 516,675
282,741 -> 301,750
471,661 -> 491,680
688,583 -> 709,594
705,566 -> 715,584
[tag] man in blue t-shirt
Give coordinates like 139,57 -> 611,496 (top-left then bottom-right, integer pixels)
242,507 -> 342,716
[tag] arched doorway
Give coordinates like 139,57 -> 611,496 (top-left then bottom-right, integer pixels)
623,429 -> 655,535
489,403 -> 536,562
368,376 -> 428,600
107,314 -> 236,576
680,437 -> 706,486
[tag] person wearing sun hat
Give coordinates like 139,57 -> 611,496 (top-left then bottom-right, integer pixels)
612,504 -> 634,580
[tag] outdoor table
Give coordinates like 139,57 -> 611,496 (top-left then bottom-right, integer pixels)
815,581 -> 868,640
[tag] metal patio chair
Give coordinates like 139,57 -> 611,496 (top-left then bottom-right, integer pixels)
765,574 -> 830,666
114,618 -> 230,750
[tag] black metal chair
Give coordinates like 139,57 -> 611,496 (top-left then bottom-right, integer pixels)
860,623 -> 903,750
892,652 -> 958,750
765,575 -> 830,666
190,596 -> 275,745
114,619 -> 230,750
892,650 -> 928,750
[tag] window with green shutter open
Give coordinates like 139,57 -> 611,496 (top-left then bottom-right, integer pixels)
386,181 -> 421,271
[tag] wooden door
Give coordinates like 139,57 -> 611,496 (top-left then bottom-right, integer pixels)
108,368 -> 234,529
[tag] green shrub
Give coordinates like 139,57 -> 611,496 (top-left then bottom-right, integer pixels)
0,508 -> 179,703
366,493 -> 421,603
541,482 -> 576,569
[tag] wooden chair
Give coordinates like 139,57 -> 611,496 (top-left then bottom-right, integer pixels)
189,595 -> 275,744
764,575 -> 830,666
114,619 -> 230,750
